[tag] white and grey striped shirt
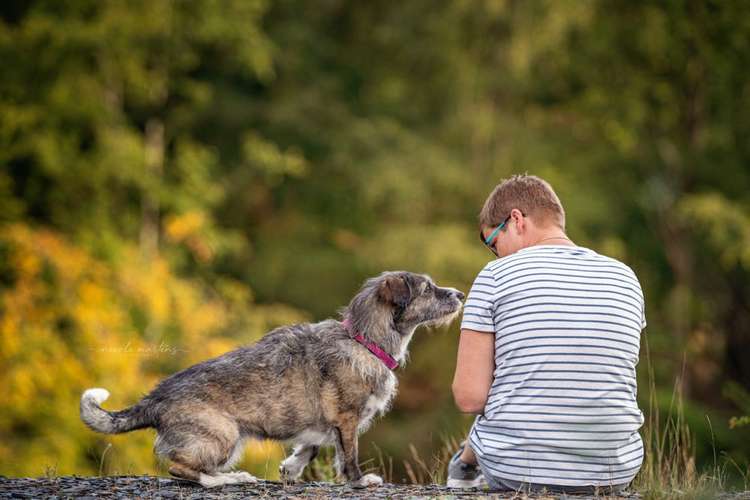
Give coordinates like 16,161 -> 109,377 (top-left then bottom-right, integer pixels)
461,245 -> 645,488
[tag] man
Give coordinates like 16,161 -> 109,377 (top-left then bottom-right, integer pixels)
447,174 -> 645,494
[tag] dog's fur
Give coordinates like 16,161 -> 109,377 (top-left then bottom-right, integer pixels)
80,271 -> 464,488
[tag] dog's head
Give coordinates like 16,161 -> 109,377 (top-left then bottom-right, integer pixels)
343,271 -> 465,361
374,271 -> 465,331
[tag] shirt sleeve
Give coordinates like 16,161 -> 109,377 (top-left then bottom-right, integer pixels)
629,265 -> 647,330
633,267 -> 647,330
460,262 -> 497,333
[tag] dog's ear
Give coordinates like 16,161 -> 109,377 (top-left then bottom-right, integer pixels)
378,274 -> 412,308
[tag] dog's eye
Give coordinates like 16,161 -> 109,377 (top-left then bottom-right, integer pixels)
424,284 -> 432,294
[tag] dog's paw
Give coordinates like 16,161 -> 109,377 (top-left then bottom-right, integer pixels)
279,456 -> 306,481
351,473 -> 383,488
199,471 -> 258,487
225,471 -> 258,484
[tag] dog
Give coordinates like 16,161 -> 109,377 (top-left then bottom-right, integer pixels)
80,271 -> 464,487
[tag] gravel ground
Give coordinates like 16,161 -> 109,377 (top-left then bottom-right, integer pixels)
2,476 -> 749,499
3,476 -> 749,499
0,475 -> 651,499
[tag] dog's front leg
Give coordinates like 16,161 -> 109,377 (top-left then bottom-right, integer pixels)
334,421 -> 383,488
280,444 -> 319,481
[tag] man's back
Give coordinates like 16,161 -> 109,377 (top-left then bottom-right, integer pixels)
461,244 -> 645,488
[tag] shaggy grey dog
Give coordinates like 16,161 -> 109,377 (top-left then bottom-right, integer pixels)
80,271 -> 464,488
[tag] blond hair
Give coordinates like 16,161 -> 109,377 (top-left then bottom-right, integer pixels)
479,174 -> 566,230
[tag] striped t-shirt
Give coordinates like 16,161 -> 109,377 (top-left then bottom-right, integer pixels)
460,244 -> 645,488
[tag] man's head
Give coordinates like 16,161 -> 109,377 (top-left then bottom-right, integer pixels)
479,174 -> 566,258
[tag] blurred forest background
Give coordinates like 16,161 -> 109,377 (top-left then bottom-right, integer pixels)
2,0 -> 750,486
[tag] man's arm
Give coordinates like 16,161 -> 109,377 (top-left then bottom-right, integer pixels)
452,329 -> 495,414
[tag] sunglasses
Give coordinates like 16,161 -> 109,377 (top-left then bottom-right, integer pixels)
480,214 -> 512,256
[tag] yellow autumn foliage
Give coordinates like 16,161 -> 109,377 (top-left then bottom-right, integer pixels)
0,224 -> 308,477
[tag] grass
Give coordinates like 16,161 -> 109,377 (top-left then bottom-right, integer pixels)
401,438 -> 460,485
633,343 -> 747,499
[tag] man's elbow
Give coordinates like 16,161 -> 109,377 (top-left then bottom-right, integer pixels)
452,384 -> 487,414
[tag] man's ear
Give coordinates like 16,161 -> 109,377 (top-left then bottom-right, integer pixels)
511,208 -> 525,234
378,274 -> 412,308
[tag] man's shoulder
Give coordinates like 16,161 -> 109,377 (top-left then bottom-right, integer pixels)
591,251 -> 641,279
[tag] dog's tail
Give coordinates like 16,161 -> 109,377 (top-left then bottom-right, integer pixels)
80,388 -> 154,434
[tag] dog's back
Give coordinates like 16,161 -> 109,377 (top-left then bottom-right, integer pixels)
83,319 -> 384,432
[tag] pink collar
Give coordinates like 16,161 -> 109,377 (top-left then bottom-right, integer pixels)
341,318 -> 399,370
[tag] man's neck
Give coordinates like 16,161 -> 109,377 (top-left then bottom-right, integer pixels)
527,231 -> 574,247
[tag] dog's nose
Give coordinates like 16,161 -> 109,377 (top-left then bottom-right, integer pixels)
454,290 -> 465,302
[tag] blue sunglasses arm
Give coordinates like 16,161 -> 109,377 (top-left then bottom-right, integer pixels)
484,220 -> 506,245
